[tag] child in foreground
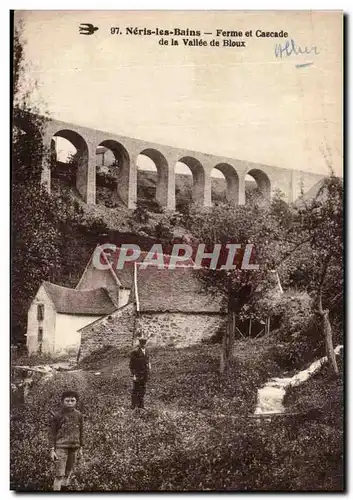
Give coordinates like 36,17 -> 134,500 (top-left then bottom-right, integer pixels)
49,390 -> 83,491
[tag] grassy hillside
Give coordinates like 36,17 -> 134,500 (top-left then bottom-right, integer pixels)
11,342 -> 343,492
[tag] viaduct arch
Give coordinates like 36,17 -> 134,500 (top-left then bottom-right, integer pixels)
213,163 -> 240,204
17,115 -> 326,210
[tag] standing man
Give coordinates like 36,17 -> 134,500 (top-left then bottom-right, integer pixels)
129,336 -> 151,409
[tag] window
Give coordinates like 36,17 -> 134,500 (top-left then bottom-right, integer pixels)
37,304 -> 44,321
38,327 -> 43,354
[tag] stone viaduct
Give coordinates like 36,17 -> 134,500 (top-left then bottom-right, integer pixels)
18,115 -> 326,209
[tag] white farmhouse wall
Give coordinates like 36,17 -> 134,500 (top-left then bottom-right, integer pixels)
54,313 -> 102,356
118,288 -> 131,308
26,285 -> 56,355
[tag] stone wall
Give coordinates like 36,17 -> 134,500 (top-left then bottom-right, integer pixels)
78,306 -> 226,359
135,312 -> 225,348
78,303 -> 136,360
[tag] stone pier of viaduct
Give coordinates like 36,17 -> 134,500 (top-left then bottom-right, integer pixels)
17,115 -> 326,209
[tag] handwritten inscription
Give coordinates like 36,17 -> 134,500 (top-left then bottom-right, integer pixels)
275,38 -> 319,59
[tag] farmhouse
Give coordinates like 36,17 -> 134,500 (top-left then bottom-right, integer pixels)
26,247 -> 226,359
78,264 -> 225,360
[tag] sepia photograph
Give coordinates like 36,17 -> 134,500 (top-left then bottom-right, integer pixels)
11,9 -> 344,492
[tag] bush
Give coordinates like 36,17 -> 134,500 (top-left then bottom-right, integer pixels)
255,290 -> 313,340
96,170 -> 118,190
276,291 -> 313,337
134,199 -> 163,216
270,340 -> 325,371
131,203 -> 150,224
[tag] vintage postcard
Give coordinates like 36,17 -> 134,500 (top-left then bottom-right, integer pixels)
11,10 -> 344,492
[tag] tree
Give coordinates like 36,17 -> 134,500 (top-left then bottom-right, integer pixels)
186,177 -> 343,376
282,175 -> 343,375
184,196 -> 288,374
13,23 -> 54,341
12,22 -> 89,343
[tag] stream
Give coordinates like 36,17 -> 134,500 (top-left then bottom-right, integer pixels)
254,345 -> 343,415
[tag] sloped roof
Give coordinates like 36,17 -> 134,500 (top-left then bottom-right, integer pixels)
135,265 -> 223,313
101,248 -> 196,289
75,248 -> 123,291
42,282 -> 116,315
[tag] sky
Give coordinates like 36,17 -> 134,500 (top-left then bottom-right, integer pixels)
16,10 -> 343,177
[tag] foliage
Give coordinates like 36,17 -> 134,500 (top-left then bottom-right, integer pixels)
284,355 -> 343,418
254,290 -> 313,336
127,203 -> 181,243
286,176 -> 343,374
151,210 -> 181,240
274,292 -> 313,336
283,176 -> 343,305
185,176 -> 342,313
130,202 -> 150,224
175,185 -> 193,212
184,195 -> 287,303
183,175 -> 343,373
51,153 -> 78,185
269,339 -> 324,370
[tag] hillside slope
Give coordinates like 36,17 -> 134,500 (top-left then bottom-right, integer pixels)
11,342 -> 343,491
